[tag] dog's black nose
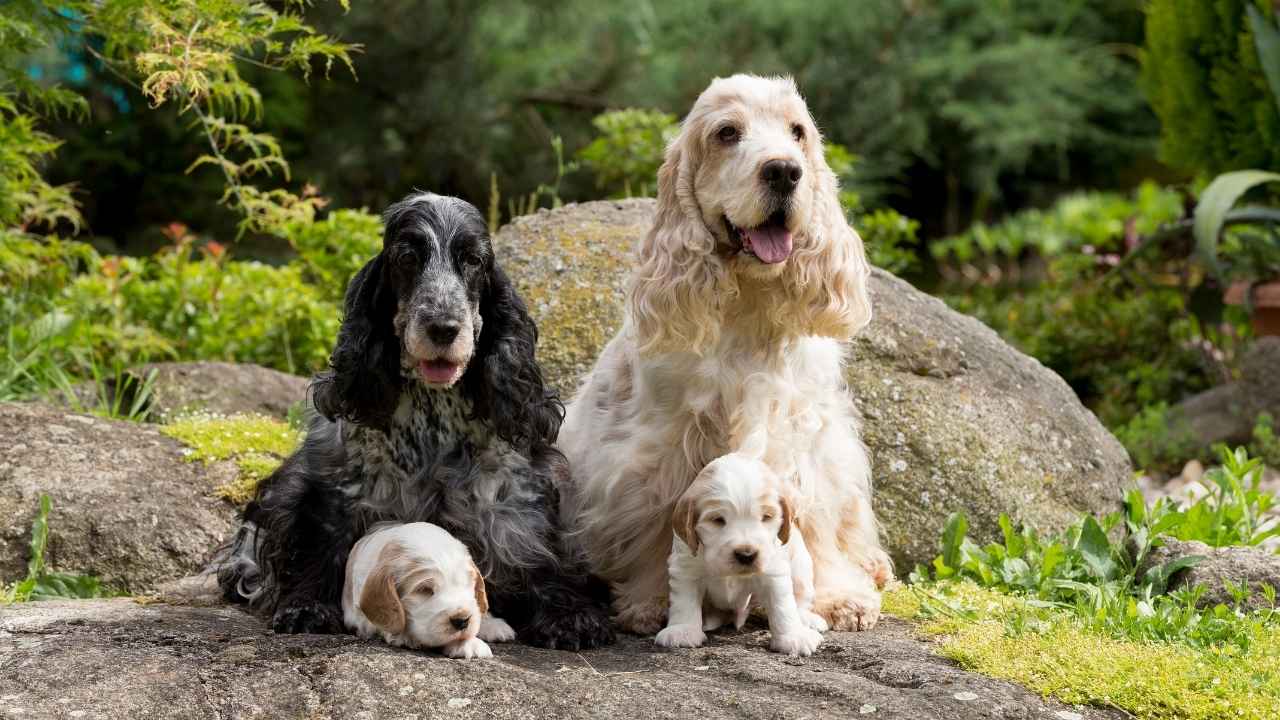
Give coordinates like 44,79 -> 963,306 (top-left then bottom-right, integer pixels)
761,159 -> 802,195
734,548 -> 758,566
427,321 -> 461,346
449,614 -> 472,630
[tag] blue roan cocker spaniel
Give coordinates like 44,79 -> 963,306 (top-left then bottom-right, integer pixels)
219,192 -> 615,650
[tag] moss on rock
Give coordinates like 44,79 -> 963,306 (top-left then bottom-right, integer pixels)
160,413 -> 301,505
885,582 -> 1280,719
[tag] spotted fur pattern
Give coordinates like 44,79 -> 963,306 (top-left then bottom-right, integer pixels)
218,193 -> 614,650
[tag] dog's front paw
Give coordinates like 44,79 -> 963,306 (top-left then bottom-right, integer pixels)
655,624 -> 706,648
272,600 -> 343,634
801,610 -> 829,632
614,598 -> 667,635
770,627 -> 823,657
814,588 -> 881,631
478,615 -> 517,643
443,637 -> 493,659
521,604 -> 616,650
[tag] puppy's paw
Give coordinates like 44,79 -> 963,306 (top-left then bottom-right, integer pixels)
478,615 -> 517,643
801,610 -> 829,632
770,627 -> 823,657
862,549 -> 894,589
521,604 -> 616,650
655,623 -> 706,648
272,601 -> 343,635
443,637 -> 493,660
615,598 -> 667,635
813,587 -> 881,632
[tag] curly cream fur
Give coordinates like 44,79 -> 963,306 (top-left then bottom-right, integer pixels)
560,75 -> 889,634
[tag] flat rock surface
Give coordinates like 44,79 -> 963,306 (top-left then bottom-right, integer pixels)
0,599 -> 1118,720
495,200 -> 1132,567
0,402 -> 237,593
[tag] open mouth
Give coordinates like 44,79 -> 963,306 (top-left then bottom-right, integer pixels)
417,359 -> 462,385
725,209 -> 793,264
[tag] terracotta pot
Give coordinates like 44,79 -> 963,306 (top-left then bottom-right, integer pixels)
1225,279 -> 1280,336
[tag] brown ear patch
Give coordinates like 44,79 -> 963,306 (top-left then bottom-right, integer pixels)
672,486 -> 702,555
359,563 -> 406,634
777,493 -> 794,545
471,562 -> 489,615
358,541 -> 407,634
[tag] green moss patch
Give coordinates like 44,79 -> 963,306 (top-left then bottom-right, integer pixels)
885,582 -> 1280,719
161,413 -> 302,505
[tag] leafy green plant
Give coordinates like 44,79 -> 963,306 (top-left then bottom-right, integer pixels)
914,448 -> 1280,650
1252,413 -> 1280,468
1191,169 -> 1280,283
577,109 -> 678,198
4,495 -> 112,603
1114,403 -> 1201,474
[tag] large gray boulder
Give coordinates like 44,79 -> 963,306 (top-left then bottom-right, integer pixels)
0,403 -> 237,593
62,361 -> 310,422
0,599 -> 1117,720
495,201 -> 1131,568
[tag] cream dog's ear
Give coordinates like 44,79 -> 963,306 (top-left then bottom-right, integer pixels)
358,561 -> 406,635
470,561 -> 489,615
672,483 -> 704,555
777,491 -> 795,545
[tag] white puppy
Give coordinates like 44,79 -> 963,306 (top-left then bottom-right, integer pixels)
655,454 -> 827,656
342,522 -> 516,659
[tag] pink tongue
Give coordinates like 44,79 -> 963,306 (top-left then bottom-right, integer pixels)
744,226 -> 793,264
418,360 -> 459,384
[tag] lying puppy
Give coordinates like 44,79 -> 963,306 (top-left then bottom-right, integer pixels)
656,454 -> 827,656
343,522 -> 516,659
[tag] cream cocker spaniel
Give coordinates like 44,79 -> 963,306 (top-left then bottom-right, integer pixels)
560,74 -> 891,635
657,454 -> 827,656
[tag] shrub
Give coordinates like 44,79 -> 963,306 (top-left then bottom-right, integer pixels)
577,109 -> 678,198
1141,0 -> 1280,176
933,182 -> 1215,429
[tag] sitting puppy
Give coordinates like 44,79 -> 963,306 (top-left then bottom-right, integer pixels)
343,522 -> 516,659
656,454 -> 827,656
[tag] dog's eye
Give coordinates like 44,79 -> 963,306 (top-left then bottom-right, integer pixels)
711,516 -> 726,527
717,125 -> 740,144
791,124 -> 804,142
762,514 -> 775,522
413,583 -> 434,597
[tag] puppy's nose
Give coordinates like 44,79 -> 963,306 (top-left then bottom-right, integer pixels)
761,159 -> 802,195
427,321 -> 461,346
733,547 -> 758,566
449,613 -> 472,631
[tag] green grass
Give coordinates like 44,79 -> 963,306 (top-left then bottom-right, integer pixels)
3,495 -> 114,603
160,412 -> 302,504
885,582 -> 1280,720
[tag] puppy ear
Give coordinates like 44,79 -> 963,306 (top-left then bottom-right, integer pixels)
672,483 -> 703,555
628,120 -> 730,356
358,563 -> 406,635
463,260 -> 563,452
311,251 -> 403,429
777,492 -> 795,546
470,562 -> 489,615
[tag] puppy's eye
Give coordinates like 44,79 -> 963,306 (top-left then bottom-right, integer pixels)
711,517 -> 726,527
791,124 -> 805,142
762,514 -> 775,523
413,583 -> 434,597
717,125 -> 740,144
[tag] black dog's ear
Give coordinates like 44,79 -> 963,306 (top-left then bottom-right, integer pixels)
462,261 -> 563,451
312,254 -> 402,429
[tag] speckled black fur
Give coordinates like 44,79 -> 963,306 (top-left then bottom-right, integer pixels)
217,193 -> 614,650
